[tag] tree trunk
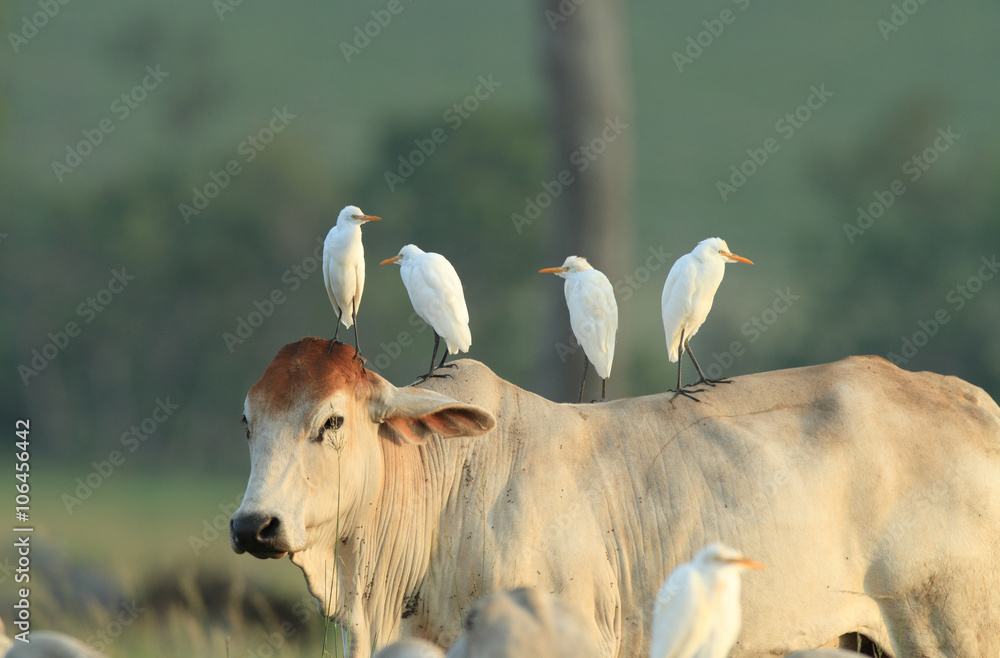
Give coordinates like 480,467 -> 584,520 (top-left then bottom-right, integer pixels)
535,0 -> 634,401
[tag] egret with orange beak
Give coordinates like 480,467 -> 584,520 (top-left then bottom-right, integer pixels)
323,205 -> 381,356
540,256 -> 618,403
650,543 -> 765,658
382,245 -> 471,381
661,237 -> 753,401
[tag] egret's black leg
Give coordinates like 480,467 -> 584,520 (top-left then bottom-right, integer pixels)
601,378 -> 608,402
417,333 -> 453,382
330,308 -> 344,354
577,355 -> 589,403
670,329 -> 704,402
687,339 -> 731,386
436,347 -> 456,370
351,300 -> 362,359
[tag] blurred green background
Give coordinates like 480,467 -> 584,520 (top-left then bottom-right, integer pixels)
2,0 -> 999,656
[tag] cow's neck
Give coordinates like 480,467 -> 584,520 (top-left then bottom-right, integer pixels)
291,434 -> 448,655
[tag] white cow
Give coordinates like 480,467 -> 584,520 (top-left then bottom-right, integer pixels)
231,338 -> 1000,657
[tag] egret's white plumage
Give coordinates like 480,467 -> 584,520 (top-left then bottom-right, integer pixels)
650,543 -> 764,658
661,238 -> 752,399
540,256 -> 618,401
382,245 -> 471,377
323,205 -> 381,345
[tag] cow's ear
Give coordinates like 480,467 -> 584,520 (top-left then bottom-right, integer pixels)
373,386 -> 496,445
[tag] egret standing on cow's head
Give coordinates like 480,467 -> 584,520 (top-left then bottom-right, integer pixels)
661,237 -> 753,401
540,256 -> 618,403
323,205 -> 381,356
382,244 -> 472,381
650,543 -> 764,658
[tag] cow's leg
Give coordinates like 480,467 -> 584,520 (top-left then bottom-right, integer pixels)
686,338 -> 731,386
577,354 -> 589,403
670,329 -> 704,402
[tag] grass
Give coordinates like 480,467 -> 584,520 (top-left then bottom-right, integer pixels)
11,466 -> 338,657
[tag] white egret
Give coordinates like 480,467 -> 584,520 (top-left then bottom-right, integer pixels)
650,543 -> 764,658
381,244 -> 471,380
540,256 -> 619,403
323,205 -> 381,355
661,237 -> 753,401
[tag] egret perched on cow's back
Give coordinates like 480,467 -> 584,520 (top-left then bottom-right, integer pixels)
650,543 -> 764,658
323,205 -> 381,356
661,237 -> 753,401
540,256 -> 619,403
382,244 -> 471,380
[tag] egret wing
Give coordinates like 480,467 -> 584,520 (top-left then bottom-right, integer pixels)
566,270 -> 618,378
405,254 -> 471,352
660,256 -> 699,361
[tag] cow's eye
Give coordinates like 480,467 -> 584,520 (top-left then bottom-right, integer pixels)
317,415 -> 344,443
241,415 -> 250,440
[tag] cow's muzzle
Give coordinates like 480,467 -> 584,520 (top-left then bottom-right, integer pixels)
230,511 -> 290,559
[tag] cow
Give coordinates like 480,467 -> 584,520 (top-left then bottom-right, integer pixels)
230,338 -> 1000,657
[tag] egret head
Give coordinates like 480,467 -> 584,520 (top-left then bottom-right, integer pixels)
695,543 -> 765,572
337,205 -> 381,226
695,238 -> 753,265
539,255 -> 593,278
380,244 -> 425,266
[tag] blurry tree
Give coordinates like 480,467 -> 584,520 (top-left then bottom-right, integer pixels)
535,0 -> 635,401
797,96 -> 1000,397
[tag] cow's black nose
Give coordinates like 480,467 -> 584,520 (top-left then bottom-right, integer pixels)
230,512 -> 283,555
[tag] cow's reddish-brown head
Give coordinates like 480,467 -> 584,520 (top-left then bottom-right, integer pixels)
230,338 -> 495,559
